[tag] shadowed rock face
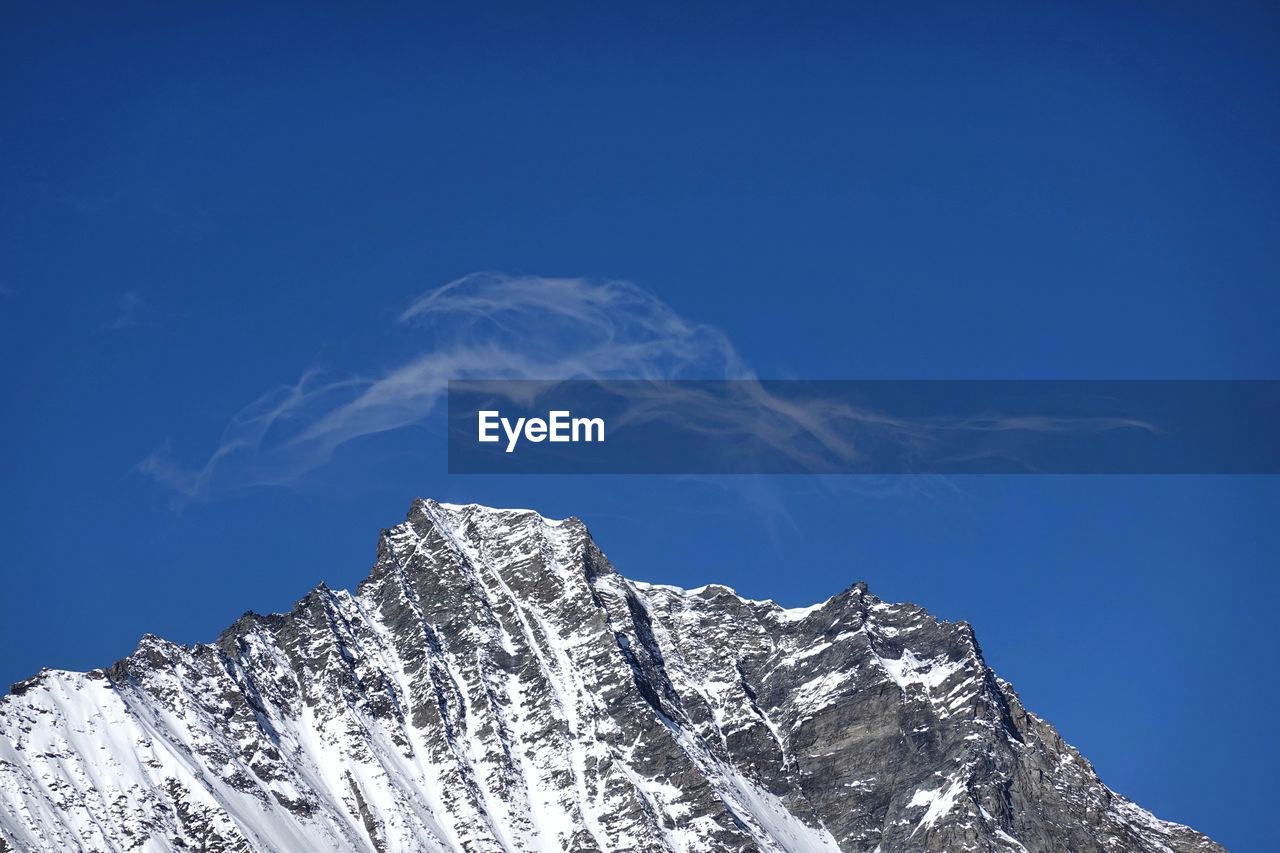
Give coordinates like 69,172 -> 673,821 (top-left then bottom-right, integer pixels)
0,499 -> 1222,852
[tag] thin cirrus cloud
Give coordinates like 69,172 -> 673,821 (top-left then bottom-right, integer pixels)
139,273 -> 753,500
140,273 -> 1151,501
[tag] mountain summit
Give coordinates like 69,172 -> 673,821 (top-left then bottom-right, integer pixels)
0,499 -> 1221,852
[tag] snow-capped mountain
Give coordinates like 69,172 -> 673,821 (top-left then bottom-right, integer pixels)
0,499 -> 1222,852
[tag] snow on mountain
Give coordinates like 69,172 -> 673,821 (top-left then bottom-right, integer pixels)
0,499 -> 1223,852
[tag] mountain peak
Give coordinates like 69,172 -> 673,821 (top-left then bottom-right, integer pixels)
412,496 -> 576,527
0,500 -> 1222,853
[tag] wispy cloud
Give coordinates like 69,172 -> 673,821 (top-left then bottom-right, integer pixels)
141,273 -> 1150,501
141,274 -> 750,499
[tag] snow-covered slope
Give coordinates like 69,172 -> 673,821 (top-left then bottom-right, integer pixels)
0,499 -> 1223,852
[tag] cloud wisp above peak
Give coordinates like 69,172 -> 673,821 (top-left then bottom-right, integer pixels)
140,273 -> 1159,501
398,273 -> 750,380
140,274 -> 752,500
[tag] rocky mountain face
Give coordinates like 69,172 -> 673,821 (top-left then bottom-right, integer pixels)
0,499 -> 1222,852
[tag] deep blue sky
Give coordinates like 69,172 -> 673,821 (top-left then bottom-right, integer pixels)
2,2 -> 1278,849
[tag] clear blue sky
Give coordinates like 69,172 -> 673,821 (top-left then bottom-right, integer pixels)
2,2 -> 1277,849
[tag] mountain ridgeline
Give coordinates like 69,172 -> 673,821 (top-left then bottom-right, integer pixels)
0,499 -> 1222,852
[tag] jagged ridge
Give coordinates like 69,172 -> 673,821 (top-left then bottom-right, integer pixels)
0,499 -> 1223,852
